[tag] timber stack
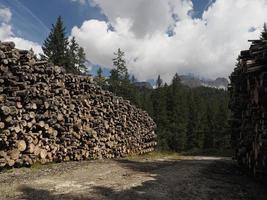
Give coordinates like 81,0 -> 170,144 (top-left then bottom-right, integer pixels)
229,38 -> 267,177
0,41 -> 157,168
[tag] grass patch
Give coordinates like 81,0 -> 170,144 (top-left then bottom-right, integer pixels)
0,167 -> 14,174
127,151 -> 183,161
126,148 -> 233,161
30,162 -> 45,171
30,162 -> 54,171
180,148 -> 233,157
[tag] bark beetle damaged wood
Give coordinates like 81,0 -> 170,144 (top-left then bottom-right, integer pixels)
229,38 -> 267,177
0,41 -> 157,168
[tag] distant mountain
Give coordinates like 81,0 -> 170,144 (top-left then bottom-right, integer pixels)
180,75 -> 229,89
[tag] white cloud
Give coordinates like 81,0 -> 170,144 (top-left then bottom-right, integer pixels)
0,7 -> 42,55
90,0 -> 193,38
0,23 -> 12,39
0,7 -> 12,23
72,0 -> 267,82
7,37 -> 42,54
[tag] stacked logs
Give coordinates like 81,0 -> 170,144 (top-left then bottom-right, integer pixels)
229,38 -> 267,177
0,41 -> 157,168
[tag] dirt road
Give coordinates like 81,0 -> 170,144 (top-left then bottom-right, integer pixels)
0,156 -> 266,200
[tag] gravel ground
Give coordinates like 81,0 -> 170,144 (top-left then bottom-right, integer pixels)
0,156 -> 266,200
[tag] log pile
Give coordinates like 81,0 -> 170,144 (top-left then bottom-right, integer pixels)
0,41 -> 157,168
229,38 -> 267,177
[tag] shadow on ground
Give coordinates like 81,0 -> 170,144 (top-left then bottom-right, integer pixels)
18,159 -> 267,200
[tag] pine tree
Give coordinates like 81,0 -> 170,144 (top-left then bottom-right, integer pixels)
68,37 -> 79,71
95,67 -> 106,87
110,69 -> 119,82
172,73 -> 181,90
214,98 -> 229,149
131,75 -> 137,83
77,47 -> 87,73
203,103 -> 215,149
42,16 -> 69,68
186,92 -> 198,150
164,74 -> 186,151
156,75 -> 163,88
261,23 -> 267,40
151,86 -> 169,150
112,48 -> 129,81
97,67 -> 103,78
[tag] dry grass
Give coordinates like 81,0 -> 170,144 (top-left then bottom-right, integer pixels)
126,151 -> 184,161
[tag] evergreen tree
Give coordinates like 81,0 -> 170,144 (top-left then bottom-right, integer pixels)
68,37 -> 79,71
77,47 -> 87,73
172,73 -> 181,89
110,69 -> 119,82
261,23 -> 267,40
131,75 -> 137,83
42,17 -> 87,74
203,104 -> 215,149
95,67 -> 106,87
165,73 -> 186,151
42,16 -> 69,68
97,67 -> 103,78
214,98 -> 229,149
104,49 -> 230,153
156,75 -> 163,88
186,92 -> 198,150
112,48 -> 129,81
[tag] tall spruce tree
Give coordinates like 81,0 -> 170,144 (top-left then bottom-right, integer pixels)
203,103 -> 215,149
97,67 -> 103,78
95,67 -> 106,87
68,37 -> 79,71
165,73 -> 187,151
109,49 -> 134,99
156,75 -> 163,88
42,16 -> 69,68
261,23 -> 267,40
77,47 -> 87,73
186,92 -> 198,150
112,48 -> 129,81
131,75 -> 137,83
42,17 -> 86,74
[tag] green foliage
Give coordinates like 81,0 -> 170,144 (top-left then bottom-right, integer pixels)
112,48 -> 129,81
97,67 -> 103,78
95,49 -> 230,153
77,47 -> 87,73
156,75 -> 163,88
106,49 -> 141,106
42,16 -> 87,74
42,16 -> 69,66
67,37 -> 79,70
261,23 -> 267,40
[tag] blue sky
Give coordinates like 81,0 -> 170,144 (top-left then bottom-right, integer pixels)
0,0 -> 265,81
0,0 -> 105,42
0,0 -> 213,44
0,0 -> 214,79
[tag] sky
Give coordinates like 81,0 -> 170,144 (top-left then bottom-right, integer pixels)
0,0 -> 267,82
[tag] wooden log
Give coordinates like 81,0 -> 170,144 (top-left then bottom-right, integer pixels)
39,149 -> 47,159
0,158 -> 6,167
28,143 -> 35,154
8,149 -> 20,160
17,140 -> 27,152
0,41 -> 157,169
0,122 -> 5,129
1,106 -> 10,116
